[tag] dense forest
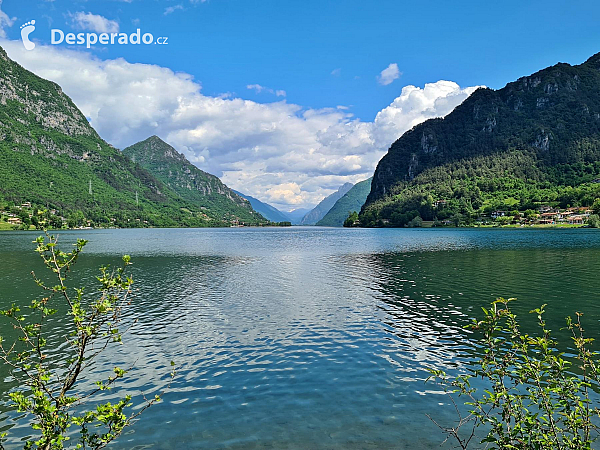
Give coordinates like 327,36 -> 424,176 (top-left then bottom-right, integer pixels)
317,178 -> 371,227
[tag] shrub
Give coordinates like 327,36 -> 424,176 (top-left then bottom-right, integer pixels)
427,298 -> 600,449
0,233 -> 174,449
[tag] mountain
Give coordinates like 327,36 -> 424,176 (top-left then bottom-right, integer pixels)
0,45 -> 264,228
360,53 -> 600,227
316,178 -> 372,227
300,183 -> 354,225
286,208 -> 312,225
122,136 -> 266,225
232,190 -> 290,223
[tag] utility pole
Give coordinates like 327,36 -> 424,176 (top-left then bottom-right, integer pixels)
136,191 -> 139,206
89,179 -> 92,196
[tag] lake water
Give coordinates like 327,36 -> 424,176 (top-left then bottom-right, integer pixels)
1,227 -> 600,449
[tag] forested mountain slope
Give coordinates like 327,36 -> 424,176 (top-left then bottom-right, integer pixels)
317,178 -> 371,227
122,136 -> 267,225
360,53 -> 600,226
0,45 -> 263,227
301,183 -> 353,225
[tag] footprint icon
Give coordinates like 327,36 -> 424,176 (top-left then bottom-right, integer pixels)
20,20 -> 36,51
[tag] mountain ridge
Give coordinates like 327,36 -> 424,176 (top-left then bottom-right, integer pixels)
232,190 -> 290,223
316,178 -> 372,227
122,136 -> 267,225
300,182 -> 354,225
0,45 -> 263,228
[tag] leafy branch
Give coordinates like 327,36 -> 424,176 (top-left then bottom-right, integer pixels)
427,298 -> 600,449
0,232 -> 174,450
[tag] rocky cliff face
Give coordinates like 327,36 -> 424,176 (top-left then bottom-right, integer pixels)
0,48 -> 94,140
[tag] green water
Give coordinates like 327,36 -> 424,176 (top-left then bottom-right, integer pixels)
1,227 -> 599,448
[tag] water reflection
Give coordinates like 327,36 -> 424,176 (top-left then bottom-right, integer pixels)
0,228 -> 599,448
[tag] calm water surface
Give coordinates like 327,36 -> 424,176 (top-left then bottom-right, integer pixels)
1,227 -> 600,449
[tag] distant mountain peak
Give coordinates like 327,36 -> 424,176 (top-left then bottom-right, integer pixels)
122,136 -> 268,224
132,135 -> 189,164
300,182 -> 354,225
317,178 -> 372,227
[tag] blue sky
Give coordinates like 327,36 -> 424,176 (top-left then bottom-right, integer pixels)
1,0 -> 599,209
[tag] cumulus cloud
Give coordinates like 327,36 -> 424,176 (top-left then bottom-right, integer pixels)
378,63 -> 401,85
247,84 -> 286,97
70,12 -> 119,33
0,1 -> 15,39
0,41 -> 481,210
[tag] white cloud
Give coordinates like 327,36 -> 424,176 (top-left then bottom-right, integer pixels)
247,84 -> 286,97
378,63 -> 401,86
70,12 -> 119,33
372,80 -> 480,148
0,0 -> 16,39
331,68 -> 341,77
0,41 -> 482,210
164,5 -> 184,15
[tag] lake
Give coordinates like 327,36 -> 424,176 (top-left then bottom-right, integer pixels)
1,227 -> 600,449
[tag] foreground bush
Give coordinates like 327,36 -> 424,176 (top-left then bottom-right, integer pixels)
428,298 -> 600,449
0,233 -> 173,449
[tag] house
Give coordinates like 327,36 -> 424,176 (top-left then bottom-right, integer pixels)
491,211 -> 507,219
20,202 -> 31,209
434,200 -> 447,209
568,215 -> 585,225
557,211 -> 574,221
8,217 -> 21,225
538,206 -> 558,213
538,212 -> 556,224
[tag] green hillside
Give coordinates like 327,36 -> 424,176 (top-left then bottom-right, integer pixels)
316,178 -> 371,227
0,46 -> 260,228
300,183 -> 353,225
122,136 -> 267,225
360,53 -> 600,227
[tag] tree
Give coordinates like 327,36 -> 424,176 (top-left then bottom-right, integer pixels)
406,215 -> 423,228
495,215 -> 512,226
0,233 -> 174,449
588,214 -> 600,228
427,299 -> 600,449
343,211 -> 359,227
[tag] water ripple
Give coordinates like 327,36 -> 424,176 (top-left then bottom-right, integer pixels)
1,228 -> 600,448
